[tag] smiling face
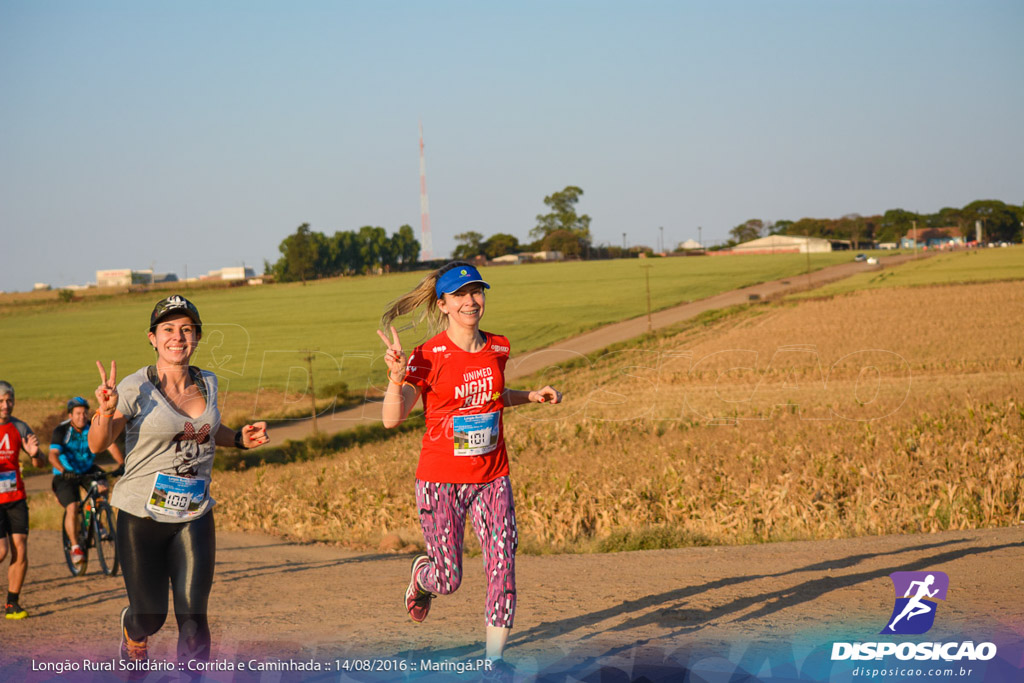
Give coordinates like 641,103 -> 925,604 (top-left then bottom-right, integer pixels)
147,313 -> 201,365
437,283 -> 486,330
69,406 -> 88,430
0,392 -> 12,423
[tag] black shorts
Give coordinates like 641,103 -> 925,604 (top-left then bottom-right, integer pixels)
51,465 -> 106,508
0,499 -> 29,537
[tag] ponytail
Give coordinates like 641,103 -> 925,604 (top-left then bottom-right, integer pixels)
380,261 -> 473,334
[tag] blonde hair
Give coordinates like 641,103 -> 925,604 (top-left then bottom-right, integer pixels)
380,261 -> 472,335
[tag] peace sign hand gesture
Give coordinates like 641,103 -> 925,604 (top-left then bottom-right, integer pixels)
95,360 -> 119,415
376,326 -> 407,385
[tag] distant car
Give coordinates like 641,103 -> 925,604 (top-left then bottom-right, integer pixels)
866,257 -> 878,265
854,254 -> 867,262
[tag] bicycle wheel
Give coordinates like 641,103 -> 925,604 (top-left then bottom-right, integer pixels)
62,514 -> 88,577
92,503 -> 119,576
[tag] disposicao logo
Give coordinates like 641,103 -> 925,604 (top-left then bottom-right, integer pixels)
831,569 -> 997,663
882,571 -> 948,635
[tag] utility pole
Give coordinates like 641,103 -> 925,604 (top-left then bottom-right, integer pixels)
641,264 -> 653,332
698,226 -> 702,251
301,349 -> 319,436
622,232 -> 627,251
804,230 -> 812,288
659,226 -> 664,253
912,220 -> 918,259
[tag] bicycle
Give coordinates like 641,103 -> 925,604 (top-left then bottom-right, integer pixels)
61,470 -> 119,577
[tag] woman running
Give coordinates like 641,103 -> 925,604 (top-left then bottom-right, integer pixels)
88,295 -> 269,662
378,261 -> 562,668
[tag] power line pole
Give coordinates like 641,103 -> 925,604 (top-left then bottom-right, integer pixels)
659,226 -> 664,253
804,230 -> 812,288
641,264 -> 653,332
301,349 -> 319,436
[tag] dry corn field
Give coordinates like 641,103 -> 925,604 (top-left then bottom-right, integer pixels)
213,281 -> 1024,554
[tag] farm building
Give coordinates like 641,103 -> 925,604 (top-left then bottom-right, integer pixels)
677,239 -> 703,251
729,235 -> 837,254
202,266 -> 256,281
901,226 -> 964,249
96,269 -> 154,287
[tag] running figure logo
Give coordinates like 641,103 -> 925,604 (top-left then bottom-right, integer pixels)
881,571 -> 949,635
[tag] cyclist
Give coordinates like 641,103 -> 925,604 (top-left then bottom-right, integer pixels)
378,262 -> 562,668
49,396 -> 125,566
88,295 -> 270,663
0,381 -> 44,620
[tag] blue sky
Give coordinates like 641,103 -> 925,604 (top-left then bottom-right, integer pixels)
1,1 -> 1021,291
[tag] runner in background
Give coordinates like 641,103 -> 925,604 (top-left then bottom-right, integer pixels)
378,262 -> 562,672
88,295 -> 269,663
0,381 -> 45,620
49,396 -> 125,566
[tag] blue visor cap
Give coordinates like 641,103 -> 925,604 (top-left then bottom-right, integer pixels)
435,265 -> 491,298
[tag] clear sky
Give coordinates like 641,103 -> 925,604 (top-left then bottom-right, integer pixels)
1,1 -> 1021,292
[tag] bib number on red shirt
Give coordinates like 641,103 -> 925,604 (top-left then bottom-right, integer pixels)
0,471 -> 16,494
453,412 -> 500,457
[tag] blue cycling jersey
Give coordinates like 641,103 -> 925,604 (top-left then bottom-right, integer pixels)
50,420 -> 97,474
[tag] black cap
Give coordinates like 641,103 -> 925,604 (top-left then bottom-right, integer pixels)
149,295 -> 202,333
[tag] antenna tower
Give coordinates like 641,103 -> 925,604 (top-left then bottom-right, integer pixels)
418,121 -> 434,261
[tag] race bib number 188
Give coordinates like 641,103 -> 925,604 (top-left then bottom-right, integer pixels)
453,412 -> 500,457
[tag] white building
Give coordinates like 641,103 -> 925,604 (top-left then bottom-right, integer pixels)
730,235 -> 833,254
96,269 -> 154,287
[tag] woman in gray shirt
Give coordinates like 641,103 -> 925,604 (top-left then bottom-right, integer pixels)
89,295 -> 269,663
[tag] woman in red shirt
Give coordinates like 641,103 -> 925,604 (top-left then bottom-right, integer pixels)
378,261 -> 561,669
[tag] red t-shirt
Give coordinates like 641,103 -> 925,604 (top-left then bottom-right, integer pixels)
0,419 -> 33,504
404,330 -> 511,484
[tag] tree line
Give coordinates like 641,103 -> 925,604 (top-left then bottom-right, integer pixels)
725,199 -> 1023,249
267,224 -> 420,283
269,194 -> 1023,282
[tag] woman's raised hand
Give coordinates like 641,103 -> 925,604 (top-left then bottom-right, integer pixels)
377,326 -> 407,384
95,360 -> 119,415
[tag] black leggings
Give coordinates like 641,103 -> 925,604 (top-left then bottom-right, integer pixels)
117,510 -> 216,660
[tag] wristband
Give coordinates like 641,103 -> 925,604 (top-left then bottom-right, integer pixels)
234,430 -> 248,450
388,371 -> 406,385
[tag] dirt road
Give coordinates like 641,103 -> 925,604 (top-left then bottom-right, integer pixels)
2,525 -> 1020,681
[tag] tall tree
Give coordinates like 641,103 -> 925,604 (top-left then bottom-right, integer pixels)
357,226 -> 391,272
530,186 -> 592,246
483,233 -> 520,259
961,200 -> 1022,242
390,224 -> 421,266
275,223 -> 317,283
452,231 -> 484,259
729,219 -> 766,244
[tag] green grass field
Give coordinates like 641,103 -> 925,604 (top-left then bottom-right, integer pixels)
0,252 -> 877,399
792,246 -> 1024,299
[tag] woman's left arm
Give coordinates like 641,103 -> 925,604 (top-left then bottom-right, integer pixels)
215,422 -> 270,449
503,386 -> 562,407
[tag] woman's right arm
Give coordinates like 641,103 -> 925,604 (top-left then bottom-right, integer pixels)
377,326 -> 422,428
88,361 -> 127,452
382,380 -> 421,428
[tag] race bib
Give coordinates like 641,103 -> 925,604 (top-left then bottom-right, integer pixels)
146,473 -> 207,519
453,412 -> 500,457
0,470 -> 16,494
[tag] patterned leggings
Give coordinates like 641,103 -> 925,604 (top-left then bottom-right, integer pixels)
414,477 -> 518,628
